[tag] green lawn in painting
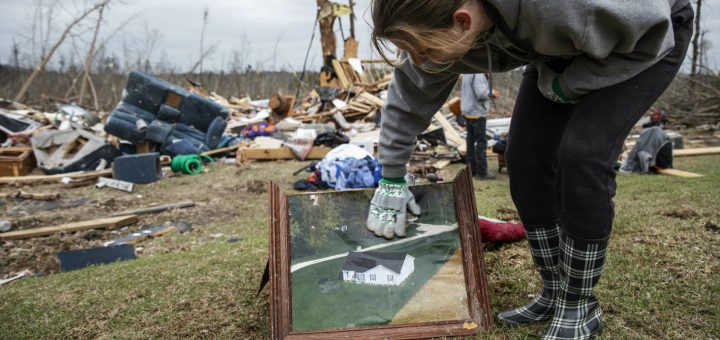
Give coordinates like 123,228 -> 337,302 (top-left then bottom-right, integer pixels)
290,228 -> 462,331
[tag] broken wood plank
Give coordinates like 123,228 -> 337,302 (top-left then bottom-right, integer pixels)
201,144 -> 242,156
0,191 -> 60,201
111,201 -> 195,217
236,146 -> 331,163
357,92 -> 385,107
656,168 -> 704,178
0,169 -> 113,185
433,112 -> 465,147
332,59 -> 352,88
433,159 -> 452,170
673,147 -> 720,157
0,215 -> 139,240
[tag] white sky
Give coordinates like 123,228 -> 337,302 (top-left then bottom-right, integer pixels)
0,0 -> 718,72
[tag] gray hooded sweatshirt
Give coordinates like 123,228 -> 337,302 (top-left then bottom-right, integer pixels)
379,0 -> 690,178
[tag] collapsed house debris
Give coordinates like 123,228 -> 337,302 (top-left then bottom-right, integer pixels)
2,24 -> 718,284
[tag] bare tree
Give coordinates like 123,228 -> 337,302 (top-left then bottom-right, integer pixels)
77,2 -> 108,110
272,32 -> 285,71
14,1 -> 109,103
12,38 -> 21,69
199,7 -> 210,82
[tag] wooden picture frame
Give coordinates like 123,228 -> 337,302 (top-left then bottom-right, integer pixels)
269,167 -> 493,339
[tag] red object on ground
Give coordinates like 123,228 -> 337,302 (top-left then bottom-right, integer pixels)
478,216 -> 526,243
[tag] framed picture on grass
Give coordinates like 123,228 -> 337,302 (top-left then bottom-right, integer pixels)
268,167 -> 493,339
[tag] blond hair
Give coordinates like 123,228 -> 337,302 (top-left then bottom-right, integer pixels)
371,0 -> 474,67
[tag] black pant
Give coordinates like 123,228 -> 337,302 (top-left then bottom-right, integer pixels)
505,5 -> 693,240
466,116 -> 489,177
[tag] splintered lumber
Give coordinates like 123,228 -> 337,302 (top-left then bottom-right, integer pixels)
0,169 -> 113,185
673,147 -> 720,157
111,201 -> 195,217
0,215 -> 139,240
357,92 -> 385,107
332,59 -> 352,88
433,159 -> 452,170
0,191 -> 60,201
201,144 -> 242,156
656,168 -> 704,178
433,112 -> 466,152
236,146 -> 331,163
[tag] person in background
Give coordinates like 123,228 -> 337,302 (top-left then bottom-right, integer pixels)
461,73 -> 494,179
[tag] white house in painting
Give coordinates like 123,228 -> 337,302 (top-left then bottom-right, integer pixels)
340,251 -> 415,286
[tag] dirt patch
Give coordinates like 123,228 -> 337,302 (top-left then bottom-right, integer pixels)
662,206 -> 700,219
703,221 -> 720,234
0,162 -> 297,279
496,207 -> 520,222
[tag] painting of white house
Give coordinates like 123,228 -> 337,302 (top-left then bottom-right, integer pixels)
341,251 -> 415,286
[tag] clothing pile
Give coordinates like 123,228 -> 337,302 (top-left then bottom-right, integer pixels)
294,144 -> 381,191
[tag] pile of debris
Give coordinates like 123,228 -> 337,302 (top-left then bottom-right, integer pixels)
0,60 -> 482,282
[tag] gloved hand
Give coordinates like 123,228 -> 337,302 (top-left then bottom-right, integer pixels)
536,62 -> 579,104
366,178 -> 421,239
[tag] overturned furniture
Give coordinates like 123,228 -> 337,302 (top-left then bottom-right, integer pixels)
104,71 -> 229,154
31,127 -> 119,175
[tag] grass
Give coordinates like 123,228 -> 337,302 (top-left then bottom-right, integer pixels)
1,155 -> 719,339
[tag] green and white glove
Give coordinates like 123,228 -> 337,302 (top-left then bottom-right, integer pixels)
366,177 -> 421,239
536,62 -> 580,105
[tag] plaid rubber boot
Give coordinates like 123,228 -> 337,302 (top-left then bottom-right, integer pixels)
541,231 -> 608,340
498,222 -> 560,325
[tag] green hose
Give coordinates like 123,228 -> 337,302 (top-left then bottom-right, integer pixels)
171,154 -> 214,175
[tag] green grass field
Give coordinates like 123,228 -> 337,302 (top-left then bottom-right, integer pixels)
0,155 -> 718,339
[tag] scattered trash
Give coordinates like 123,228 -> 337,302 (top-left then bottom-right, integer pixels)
0,220 -> 11,232
0,270 -> 32,286
57,244 -> 136,272
96,177 -> 135,192
31,127 -> 119,175
170,154 -> 213,175
478,216 -> 526,243
113,153 -> 162,184
104,225 -> 177,246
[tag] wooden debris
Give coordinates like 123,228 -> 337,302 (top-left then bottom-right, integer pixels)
0,191 -> 60,201
673,147 -> 720,157
0,169 -> 113,185
433,160 -> 451,170
201,144 -> 242,157
433,112 -> 466,154
111,201 -> 195,217
0,147 -> 36,177
657,168 -> 704,178
236,146 -> 331,164
0,215 -> 139,240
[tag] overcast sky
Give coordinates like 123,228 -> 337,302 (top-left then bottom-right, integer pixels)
1,0 -> 719,73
